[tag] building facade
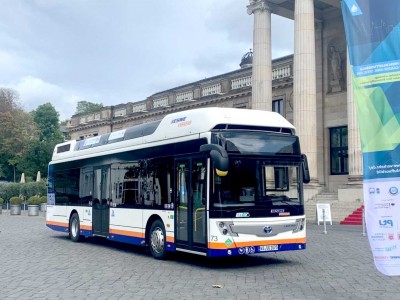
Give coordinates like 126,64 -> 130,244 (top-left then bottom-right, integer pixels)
68,0 -> 363,222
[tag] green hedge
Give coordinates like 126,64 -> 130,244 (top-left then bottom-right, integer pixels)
19,181 -> 47,199
0,197 -> 4,204
0,183 -> 20,202
0,181 -> 46,202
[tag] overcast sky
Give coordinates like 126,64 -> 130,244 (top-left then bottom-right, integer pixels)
0,0 -> 294,120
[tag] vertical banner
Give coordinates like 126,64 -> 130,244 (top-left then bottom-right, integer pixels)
342,0 -> 400,276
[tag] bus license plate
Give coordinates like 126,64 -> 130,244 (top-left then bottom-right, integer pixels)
259,245 -> 278,252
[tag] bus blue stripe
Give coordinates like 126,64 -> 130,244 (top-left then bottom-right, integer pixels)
207,243 -> 306,257
47,224 -> 69,233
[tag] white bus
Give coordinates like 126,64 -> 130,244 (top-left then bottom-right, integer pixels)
46,107 -> 310,259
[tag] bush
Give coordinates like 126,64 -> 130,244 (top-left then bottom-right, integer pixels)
9,196 -> 23,205
19,181 -> 47,200
39,196 -> 47,204
0,197 -> 4,204
27,196 -> 41,205
0,183 -> 20,203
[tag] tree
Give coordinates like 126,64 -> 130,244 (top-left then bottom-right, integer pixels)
0,88 -> 36,181
18,103 -> 64,178
32,103 -> 64,141
75,100 -> 103,115
0,88 -> 20,113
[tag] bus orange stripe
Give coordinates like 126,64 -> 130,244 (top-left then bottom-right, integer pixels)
208,237 -> 306,249
81,225 -> 92,230
166,236 -> 174,243
46,220 -> 68,228
109,228 -> 144,238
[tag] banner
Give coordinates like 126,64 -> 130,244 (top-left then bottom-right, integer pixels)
342,0 -> 400,276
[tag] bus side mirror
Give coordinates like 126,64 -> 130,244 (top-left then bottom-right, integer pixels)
200,144 -> 229,177
302,154 -> 310,184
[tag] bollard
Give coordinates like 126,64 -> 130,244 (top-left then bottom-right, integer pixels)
322,208 -> 327,234
362,207 -> 366,237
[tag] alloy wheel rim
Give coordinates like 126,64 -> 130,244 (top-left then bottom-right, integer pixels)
150,227 -> 164,254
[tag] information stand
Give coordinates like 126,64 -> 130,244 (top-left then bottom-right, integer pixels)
316,203 -> 332,225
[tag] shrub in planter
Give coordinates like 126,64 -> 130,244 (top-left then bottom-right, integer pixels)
27,196 -> 41,216
39,196 -> 47,204
27,196 -> 41,205
9,196 -> 22,215
9,196 -> 23,205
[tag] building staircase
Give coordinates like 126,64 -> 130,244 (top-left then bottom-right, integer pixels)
339,205 -> 364,225
304,191 -> 362,224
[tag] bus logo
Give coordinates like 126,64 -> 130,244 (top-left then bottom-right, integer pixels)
236,212 -> 250,218
263,226 -> 272,234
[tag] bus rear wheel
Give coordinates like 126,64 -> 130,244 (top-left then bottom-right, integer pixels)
69,213 -> 83,242
149,219 -> 167,259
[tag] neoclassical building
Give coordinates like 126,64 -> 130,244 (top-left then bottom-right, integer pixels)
68,0 -> 362,222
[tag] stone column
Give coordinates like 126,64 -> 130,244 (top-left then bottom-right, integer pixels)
347,50 -> 363,182
247,0 -> 272,111
293,0 -> 317,181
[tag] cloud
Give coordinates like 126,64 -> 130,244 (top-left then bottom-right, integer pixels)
6,76 -> 80,120
0,0 -> 294,121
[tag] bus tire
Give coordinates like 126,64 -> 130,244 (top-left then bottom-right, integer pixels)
149,219 -> 167,259
69,213 -> 83,242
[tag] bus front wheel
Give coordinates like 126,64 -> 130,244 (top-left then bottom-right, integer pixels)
69,213 -> 83,242
149,219 -> 167,259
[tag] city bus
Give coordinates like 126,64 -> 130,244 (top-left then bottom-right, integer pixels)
46,107 -> 310,259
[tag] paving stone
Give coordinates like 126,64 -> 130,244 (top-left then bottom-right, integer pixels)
1,212 -> 400,299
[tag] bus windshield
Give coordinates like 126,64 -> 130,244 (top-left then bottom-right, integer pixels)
210,157 -> 303,218
213,131 -> 300,155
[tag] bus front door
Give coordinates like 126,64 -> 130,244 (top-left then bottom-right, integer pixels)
92,167 -> 110,237
175,158 -> 207,254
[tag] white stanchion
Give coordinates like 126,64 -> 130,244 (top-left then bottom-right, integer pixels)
322,208 -> 327,234
362,207 -> 366,237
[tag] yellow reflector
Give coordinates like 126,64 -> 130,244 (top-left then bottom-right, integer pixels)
216,169 -> 228,177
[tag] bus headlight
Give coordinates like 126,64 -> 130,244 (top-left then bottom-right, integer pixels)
293,218 -> 305,233
216,221 -> 237,236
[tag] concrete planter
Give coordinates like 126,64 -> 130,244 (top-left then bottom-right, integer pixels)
10,204 -> 21,215
28,205 -> 39,216
40,203 -> 47,212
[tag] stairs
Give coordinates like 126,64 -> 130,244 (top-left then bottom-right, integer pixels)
340,205 -> 364,225
305,191 -> 363,224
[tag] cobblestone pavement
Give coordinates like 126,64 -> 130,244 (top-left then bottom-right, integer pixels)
1,211 -> 400,300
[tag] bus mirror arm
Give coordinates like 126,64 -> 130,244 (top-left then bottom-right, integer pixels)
200,144 -> 229,176
301,154 -> 311,184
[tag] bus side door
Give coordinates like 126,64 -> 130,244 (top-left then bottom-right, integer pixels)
175,157 -> 207,253
92,167 -> 110,236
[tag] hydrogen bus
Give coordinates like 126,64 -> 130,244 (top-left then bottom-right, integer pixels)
46,107 -> 310,259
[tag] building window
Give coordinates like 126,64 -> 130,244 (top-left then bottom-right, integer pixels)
201,84 -> 221,97
153,97 -> 169,108
114,108 -> 126,117
176,91 -> 193,103
231,76 -> 252,89
330,126 -> 348,175
272,99 -> 283,115
132,103 -> 147,113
